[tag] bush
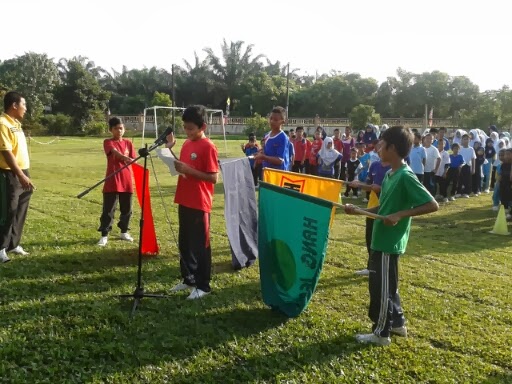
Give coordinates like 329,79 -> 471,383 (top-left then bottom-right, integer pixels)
84,120 -> 107,136
40,114 -> 73,135
349,104 -> 381,130
244,113 -> 268,138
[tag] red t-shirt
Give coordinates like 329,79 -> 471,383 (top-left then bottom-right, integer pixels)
103,138 -> 136,193
333,138 -> 343,156
293,138 -> 308,162
309,139 -> 323,165
174,138 -> 219,213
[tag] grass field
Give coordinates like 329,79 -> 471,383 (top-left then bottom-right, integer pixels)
0,136 -> 510,383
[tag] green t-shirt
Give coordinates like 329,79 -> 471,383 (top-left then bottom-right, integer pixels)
371,164 -> 433,254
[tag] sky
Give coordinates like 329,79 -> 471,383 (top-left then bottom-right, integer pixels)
3,0 -> 511,92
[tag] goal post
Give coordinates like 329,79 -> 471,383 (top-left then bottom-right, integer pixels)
141,106 -> 227,156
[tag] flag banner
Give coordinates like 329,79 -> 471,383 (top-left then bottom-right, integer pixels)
263,168 -> 342,225
367,191 -> 380,211
132,163 -> 159,256
258,182 -> 332,318
219,157 -> 258,270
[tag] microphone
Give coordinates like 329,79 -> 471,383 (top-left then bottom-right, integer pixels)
153,127 -> 174,146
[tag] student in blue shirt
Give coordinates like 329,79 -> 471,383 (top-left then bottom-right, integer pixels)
446,143 -> 465,200
409,132 -> 426,182
254,107 -> 290,171
432,127 -> 450,151
241,133 -> 260,186
317,137 -> 342,178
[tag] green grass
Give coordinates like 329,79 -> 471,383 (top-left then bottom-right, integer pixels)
1,136 -> 511,383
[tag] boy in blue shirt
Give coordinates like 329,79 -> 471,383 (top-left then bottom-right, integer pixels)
241,133 -> 260,186
254,107 -> 290,171
344,126 -> 438,346
447,143 -> 464,201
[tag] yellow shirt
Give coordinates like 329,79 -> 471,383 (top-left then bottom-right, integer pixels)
0,112 -> 30,170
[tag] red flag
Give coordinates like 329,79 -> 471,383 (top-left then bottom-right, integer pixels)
132,163 -> 159,256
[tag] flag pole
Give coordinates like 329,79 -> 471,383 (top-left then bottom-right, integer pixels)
424,104 -> 428,130
332,201 -> 386,220
285,63 -> 290,121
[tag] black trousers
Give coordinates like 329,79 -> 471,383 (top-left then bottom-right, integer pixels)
445,168 -> 459,197
98,192 -> 132,236
365,218 -> 374,268
415,173 -> 424,183
423,171 -> 435,196
339,162 -> 347,181
0,169 -> 32,251
457,165 -> 472,195
178,205 -> 212,292
472,172 -> 482,194
499,179 -> 511,210
436,175 -> 447,198
368,250 -> 405,337
292,160 -> 305,174
344,173 -> 358,197
491,166 -> 497,189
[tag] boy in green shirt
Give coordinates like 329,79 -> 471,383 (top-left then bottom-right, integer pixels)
345,126 -> 439,346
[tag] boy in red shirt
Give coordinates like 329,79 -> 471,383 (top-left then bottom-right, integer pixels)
166,105 -> 219,300
309,130 -> 323,175
97,117 -> 136,247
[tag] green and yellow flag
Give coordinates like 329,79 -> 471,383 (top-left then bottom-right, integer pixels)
258,182 -> 332,318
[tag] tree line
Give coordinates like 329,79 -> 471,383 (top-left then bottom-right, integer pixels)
1,39 -> 511,134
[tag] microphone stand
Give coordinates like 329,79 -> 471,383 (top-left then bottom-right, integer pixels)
77,139 -> 170,316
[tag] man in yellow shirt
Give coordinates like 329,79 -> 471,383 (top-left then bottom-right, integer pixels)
0,91 -> 34,263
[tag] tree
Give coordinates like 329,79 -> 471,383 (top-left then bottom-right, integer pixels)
349,104 -> 381,130
204,39 -> 265,110
244,113 -> 269,137
53,58 -> 110,130
0,52 -> 59,119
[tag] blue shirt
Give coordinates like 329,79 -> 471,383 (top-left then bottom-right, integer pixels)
317,154 -> 342,177
263,131 -> 290,170
409,146 -> 427,174
433,137 -> 450,151
288,140 -> 295,168
357,153 -> 371,181
367,161 -> 391,186
244,145 -> 259,168
449,154 -> 464,168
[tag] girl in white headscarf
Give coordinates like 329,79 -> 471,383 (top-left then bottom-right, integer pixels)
317,137 -> 342,178
453,129 -> 467,145
469,129 -> 481,148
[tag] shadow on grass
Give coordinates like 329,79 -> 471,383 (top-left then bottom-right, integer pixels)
482,371 -> 512,384
0,280 -> 305,383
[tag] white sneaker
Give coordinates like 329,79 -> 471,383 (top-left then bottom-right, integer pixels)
442,198 -> 449,203
462,194 -> 470,198
484,189 -> 490,193
355,333 -> 391,346
362,198 -> 368,203
10,246 -> 29,256
186,288 -> 210,300
390,326 -> 408,337
355,268 -> 370,276
449,196 -> 456,201
97,236 -> 108,246
170,283 -> 194,292
455,194 -> 462,198
492,206 -> 500,212
120,233 -> 134,242
352,195 -> 358,199
0,249 -> 10,263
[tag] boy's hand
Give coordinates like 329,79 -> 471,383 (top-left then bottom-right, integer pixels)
165,133 -> 176,149
370,184 -> 380,192
383,213 -> 401,226
343,204 -> 357,215
174,160 -> 191,175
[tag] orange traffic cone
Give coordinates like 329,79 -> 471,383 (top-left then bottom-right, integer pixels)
490,206 -> 510,235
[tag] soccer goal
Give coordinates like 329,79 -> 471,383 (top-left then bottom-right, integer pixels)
141,106 -> 227,156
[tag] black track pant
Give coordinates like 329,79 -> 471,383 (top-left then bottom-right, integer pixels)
364,218 -> 374,268
178,205 -> 212,292
368,250 -> 405,337
0,169 -> 32,251
457,165 -> 472,195
98,192 -> 132,236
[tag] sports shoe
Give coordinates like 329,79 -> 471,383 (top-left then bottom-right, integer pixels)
355,268 -> 370,276
455,194 -> 462,198
484,189 -> 490,193
0,249 -> 10,263
492,205 -> 500,212
462,194 -> 470,198
352,195 -> 358,199
97,236 -> 108,247
170,283 -> 194,292
10,246 -> 29,256
435,194 -> 442,199
362,198 -> 369,203
120,232 -> 134,242
355,333 -> 391,346
390,326 -> 408,337
186,288 -> 210,300
442,198 -> 449,203
449,196 -> 456,201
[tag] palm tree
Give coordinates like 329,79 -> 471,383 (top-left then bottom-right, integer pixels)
203,39 -> 265,107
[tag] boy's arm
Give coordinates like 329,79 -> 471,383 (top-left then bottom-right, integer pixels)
383,200 -> 439,226
0,150 -> 34,189
471,158 -> 476,174
175,162 -> 219,184
344,204 -> 380,215
110,148 -> 132,162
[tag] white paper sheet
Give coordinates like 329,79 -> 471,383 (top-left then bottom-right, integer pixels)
156,148 -> 182,176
